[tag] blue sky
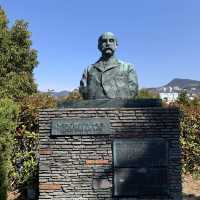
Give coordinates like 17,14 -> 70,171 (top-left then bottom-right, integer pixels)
1,0 -> 200,91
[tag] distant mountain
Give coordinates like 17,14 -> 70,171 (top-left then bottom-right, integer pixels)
147,78 -> 200,95
50,90 -> 70,97
165,78 -> 200,89
40,90 -> 70,97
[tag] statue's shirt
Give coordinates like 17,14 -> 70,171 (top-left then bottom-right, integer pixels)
80,58 -> 138,99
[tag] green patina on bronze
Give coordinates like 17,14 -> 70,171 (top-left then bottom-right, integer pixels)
79,32 -> 138,99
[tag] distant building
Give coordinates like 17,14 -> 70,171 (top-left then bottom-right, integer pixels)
173,86 -> 181,91
160,92 -> 179,103
147,79 -> 200,103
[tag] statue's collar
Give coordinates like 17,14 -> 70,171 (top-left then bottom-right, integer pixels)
94,57 -> 119,72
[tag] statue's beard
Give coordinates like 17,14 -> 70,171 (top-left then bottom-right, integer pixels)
102,48 -> 114,56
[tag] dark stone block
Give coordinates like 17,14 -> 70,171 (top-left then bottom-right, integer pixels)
57,99 -> 162,108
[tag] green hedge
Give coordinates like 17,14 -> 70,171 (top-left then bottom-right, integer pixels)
180,104 -> 200,176
0,99 -> 19,200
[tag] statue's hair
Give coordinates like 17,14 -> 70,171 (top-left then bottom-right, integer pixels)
98,32 -> 118,50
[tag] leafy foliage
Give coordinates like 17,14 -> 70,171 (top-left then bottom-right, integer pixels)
179,103 -> 200,175
191,96 -> 200,106
137,88 -> 160,99
0,7 -> 38,101
57,89 -> 82,107
19,93 -> 56,132
176,91 -> 200,175
0,99 -> 19,200
177,90 -> 190,105
63,89 -> 82,100
11,93 -> 56,189
0,6 -> 44,193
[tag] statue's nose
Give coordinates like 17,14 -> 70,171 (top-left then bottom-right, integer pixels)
106,40 -> 111,46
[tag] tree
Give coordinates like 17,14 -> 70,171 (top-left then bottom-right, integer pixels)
0,7 -> 41,193
0,7 -> 38,101
177,90 -> 190,105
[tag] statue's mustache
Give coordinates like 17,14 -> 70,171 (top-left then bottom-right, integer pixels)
103,47 -> 113,51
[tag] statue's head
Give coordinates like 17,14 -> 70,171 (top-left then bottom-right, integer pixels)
98,32 -> 118,57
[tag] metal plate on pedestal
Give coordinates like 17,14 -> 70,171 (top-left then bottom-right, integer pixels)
51,118 -> 111,136
113,139 -> 168,168
114,168 -> 168,197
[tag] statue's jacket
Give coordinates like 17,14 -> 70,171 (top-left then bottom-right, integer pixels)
80,58 -> 138,99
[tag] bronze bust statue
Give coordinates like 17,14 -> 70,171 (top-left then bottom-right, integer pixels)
79,32 -> 138,99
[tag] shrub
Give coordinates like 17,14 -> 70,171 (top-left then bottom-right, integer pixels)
137,88 -> 160,99
10,93 -> 56,189
180,104 -> 200,174
0,99 -> 19,200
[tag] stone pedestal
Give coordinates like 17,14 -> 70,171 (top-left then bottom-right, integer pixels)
39,100 -> 182,200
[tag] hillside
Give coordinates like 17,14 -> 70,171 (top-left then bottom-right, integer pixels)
166,78 -> 200,89
50,90 -> 69,97
148,78 -> 200,95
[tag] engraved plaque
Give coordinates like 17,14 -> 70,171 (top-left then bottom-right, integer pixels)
114,168 -> 168,197
113,139 -> 168,167
113,139 -> 169,197
51,118 -> 111,136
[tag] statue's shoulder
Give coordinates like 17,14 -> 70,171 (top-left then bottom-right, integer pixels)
87,59 -> 104,72
83,64 -> 95,73
86,64 -> 93,70
117,59 -> 135,71
92,59 -> 102,67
